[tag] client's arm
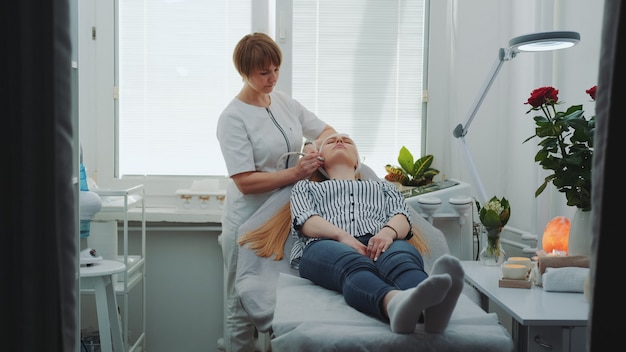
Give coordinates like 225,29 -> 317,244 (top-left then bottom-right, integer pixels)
366,213 -> 411,261
299,215 -> 368,255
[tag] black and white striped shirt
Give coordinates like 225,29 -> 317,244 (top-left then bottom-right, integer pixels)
289,179 -> 413,269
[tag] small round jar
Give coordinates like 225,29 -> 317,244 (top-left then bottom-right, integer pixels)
501,263 -> 528,280
506,256 -> 533,270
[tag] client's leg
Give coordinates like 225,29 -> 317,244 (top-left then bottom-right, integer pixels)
424,254 -> 465,333
386,274 -> 452,334
372,240 -> 453,334
299,239 -> 397,322
375,239 -> 428,289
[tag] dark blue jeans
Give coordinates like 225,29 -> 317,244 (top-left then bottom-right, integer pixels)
299,234 -> 428,321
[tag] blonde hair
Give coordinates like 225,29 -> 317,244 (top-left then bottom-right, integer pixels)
238,171 -> 430,260
233,32 -> 282,80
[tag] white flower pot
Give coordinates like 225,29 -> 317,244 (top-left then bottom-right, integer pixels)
568,208 -> 592,256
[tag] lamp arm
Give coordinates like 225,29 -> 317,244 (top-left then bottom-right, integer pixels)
449,31 -> 578,203
453,48 -> 514,138
457,136 -> 488,203
452,47 -> 517,204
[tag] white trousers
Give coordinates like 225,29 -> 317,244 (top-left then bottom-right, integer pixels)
220,223 -> 256,352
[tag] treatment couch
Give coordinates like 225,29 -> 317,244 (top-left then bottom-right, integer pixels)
235,166 -> 514,351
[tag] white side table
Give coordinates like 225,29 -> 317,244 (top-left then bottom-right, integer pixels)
80,259 -> 127,352
461,260 -> 589,352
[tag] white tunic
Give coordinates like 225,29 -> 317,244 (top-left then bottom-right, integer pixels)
216,90 -> 327,232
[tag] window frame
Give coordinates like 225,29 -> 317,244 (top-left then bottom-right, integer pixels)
80,0 -> 429,205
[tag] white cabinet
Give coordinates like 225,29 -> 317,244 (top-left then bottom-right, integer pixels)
403,180 -> 475,260
88,185 -> 146,352
462,261 -> 589,352
515,325 -> 587,352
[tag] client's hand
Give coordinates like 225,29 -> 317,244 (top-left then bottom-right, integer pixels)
367,233 -> 394,261
338,235 -> 368,256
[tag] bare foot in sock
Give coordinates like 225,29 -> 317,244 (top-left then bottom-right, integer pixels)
387,274 -> 452,334
424,254 -> 465,333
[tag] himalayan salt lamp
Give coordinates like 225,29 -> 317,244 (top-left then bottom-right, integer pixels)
542,216 -> 570,254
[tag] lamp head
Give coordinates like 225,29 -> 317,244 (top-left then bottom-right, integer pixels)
508,30 -> 580,53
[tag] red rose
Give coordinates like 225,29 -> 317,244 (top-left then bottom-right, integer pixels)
525,86 -> 559,108
586,85 -> 597,101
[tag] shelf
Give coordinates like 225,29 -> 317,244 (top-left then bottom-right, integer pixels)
114,271 -> 143,292
79,271 -> 143,294
98,194 -> 143,212
114,255 -> 143,276
81,184 -> 146,352
94,185 -> 144,212
400,179 -> 461,198
128,334 -> 145,352
93,184 -> 144,197
95,206 -> 222,223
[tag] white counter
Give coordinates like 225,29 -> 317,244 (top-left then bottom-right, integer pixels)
94,206 -> 222,223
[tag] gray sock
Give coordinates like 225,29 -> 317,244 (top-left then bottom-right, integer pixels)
424,254 -> 465,333
387,274 -> 452,334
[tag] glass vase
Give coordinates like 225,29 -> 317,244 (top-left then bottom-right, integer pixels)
479,226 -> 506,266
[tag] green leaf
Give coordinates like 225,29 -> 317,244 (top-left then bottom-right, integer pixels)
481,210 -> 501,228
397,146 -> 415,175
534,149 -> 548,162
563,105 -> 584,117
522,134 -> 537,144
423,169 -> 440,178
386,147 -> 439,186
412,155 -> 434,178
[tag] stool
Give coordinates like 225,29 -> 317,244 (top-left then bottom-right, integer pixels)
80,259 -> 126,352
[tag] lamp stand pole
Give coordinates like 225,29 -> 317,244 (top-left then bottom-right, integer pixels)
452,48 -> 516,204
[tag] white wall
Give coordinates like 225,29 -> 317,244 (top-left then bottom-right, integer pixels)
78,0 -> 605,242
142,227 -> 224,352
426,0 -> 604,241
75,1 -> 605,348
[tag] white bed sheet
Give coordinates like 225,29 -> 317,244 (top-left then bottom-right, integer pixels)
272,273 -> 513,351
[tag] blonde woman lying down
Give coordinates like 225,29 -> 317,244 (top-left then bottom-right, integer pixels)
239,134 -> 464,334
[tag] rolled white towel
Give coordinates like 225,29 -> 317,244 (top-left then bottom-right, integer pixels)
542,267 -> 589,293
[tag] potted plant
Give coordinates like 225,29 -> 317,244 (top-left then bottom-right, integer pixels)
476,196 -> 511,265
523,86 -> 595,211
384,146 -> 439,187
523,86 -> 596,255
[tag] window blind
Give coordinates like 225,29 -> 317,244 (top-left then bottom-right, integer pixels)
292,0 -> 425,177
117,0 -> 425,178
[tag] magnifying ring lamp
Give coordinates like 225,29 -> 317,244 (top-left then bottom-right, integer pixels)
452,30 -> 580,203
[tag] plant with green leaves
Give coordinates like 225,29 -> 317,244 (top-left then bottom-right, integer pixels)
476,196 -> 511,258
523,86 -> 595,211
384,146 -> 439,187
476,196 -> 511,229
